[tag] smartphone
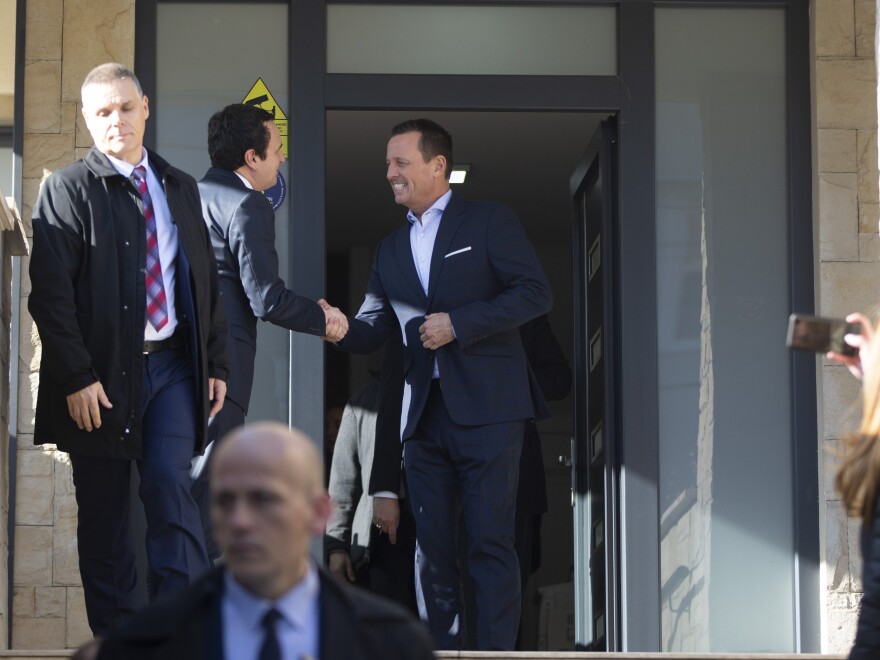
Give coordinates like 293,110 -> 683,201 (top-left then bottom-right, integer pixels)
786,313 -> 861,356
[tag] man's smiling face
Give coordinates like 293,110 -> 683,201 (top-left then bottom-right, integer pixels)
385,131 -> 448,217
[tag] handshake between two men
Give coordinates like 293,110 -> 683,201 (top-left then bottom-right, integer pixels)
317,298 -> 457,351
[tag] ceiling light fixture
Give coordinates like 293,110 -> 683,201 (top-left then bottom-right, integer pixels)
450,164 -> 470,184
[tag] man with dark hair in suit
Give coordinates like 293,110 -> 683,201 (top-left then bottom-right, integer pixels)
192,103 -> 347,558
94,423 -> 435,660
329,118 -> 552,650
29,62 -> 228,636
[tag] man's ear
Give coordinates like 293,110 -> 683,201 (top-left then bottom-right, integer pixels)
310,491 -> 334,535
243,148 -> 258,169
433,155 -> 447,179
143,94 -> 150,120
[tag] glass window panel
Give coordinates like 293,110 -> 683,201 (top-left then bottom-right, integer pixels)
157,3 -> 291,424
327,4 -> 616,75
655,8 -> 792,652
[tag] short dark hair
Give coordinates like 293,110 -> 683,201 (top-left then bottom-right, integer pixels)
391,119 -> 453,180
81,63 -> 143,98
207,104 -> 275,170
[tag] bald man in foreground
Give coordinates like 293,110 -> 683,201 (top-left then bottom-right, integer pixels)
94,423 -> 434,660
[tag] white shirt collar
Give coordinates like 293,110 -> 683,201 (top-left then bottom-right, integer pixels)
407,188 -> 452,226
105,148 -> 149,179
234,171 -> 254,190
224,561 -> 320,631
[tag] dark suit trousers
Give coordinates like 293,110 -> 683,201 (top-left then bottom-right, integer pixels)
69,347 -> 210,636
405,381 -> 523,650
190,397 -> 246,560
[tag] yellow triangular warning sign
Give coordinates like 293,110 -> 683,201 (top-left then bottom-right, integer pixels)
242,78 -> 289,157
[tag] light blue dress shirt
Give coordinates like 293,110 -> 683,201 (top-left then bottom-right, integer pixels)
407,189 -> 453,380
105,148 -> 179,341
222,562 -> 320,660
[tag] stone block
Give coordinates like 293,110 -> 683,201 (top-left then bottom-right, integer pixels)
18,305 -> 41,374
53,494 -> 80,586
860,202 -> 880,236
75,107 -> 90,149
17,371 -> 39,435
857,129 -> 879,203
819,172 -> 859,260
815,0 -> 855,56
861,231 -> 880,264
24,0 -> 64,62
17,433 -> 39,452
61,0 -> 136,103
21,177 -> 42,237
17,448 -> 53,478
821,364 -> 862,440
12,615 -> 66,649
824,438 -> 842,501
60,102 -> 77,135
22,133 -> 76,180
855,0 -> 876,58
820,260 -> 880,319
13,586 -> 34,617
13,525 -> 52,586
849,514 -> 864,592
20,257 -> 31,298
23,60 -> 62,134
826,499 -> 852,592
816,59 -> 878,130
818,129 -> 857,172
53,453 -> 74,497
34,586 -> 66,618
826,590 -> 859,653
66,587 -> 91,648
15,475 -> 53,525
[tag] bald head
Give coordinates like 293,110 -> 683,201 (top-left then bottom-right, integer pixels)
211,422 -> 323,494
210,422 -> 331,599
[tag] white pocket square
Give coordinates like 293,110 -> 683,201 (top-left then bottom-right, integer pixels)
445,246 -> 472,258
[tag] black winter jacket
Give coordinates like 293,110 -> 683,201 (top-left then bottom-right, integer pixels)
29,147 -> 228,459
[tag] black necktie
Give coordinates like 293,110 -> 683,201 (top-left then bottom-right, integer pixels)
258,608 -> 282,660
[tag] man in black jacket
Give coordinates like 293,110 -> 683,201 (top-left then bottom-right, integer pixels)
191,103 -> 347,558
93,423 -> 434,660
28,63 -> 228,636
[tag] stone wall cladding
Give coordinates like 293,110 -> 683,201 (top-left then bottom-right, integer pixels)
816,0 -> 879,653
14,0 -> 134,649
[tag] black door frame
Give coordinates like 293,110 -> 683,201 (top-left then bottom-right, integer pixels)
136,0 -> 817,651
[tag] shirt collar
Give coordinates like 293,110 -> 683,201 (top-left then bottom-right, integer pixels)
224,561 -> 320,631
234,171 -> 254,190
105,148 -> 149,179
407,189 -> 452,226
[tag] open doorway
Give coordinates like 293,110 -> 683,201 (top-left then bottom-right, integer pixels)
324,109 -> 607,650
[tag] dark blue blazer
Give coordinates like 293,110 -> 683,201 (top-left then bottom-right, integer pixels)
198,167 -> 326,410
343,193 -> 552,442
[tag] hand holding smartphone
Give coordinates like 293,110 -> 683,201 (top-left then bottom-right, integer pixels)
786,313 -> 862,357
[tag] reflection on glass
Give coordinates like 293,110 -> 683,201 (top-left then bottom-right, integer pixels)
156,4 -> 290,424
656,8 -> 792,652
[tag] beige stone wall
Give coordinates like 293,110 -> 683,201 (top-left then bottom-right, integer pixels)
15,0 -> 134,649
815,0 -> 880,652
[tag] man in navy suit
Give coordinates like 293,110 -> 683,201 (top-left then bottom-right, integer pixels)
193,103 -> 347,558
332,119 -> 552,650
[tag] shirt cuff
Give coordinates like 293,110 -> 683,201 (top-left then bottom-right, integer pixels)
373,491 -> 399,500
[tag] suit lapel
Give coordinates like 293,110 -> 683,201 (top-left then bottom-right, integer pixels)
394,223 -> 427,304
427,193 -> 465,308
317,571 -> 357,660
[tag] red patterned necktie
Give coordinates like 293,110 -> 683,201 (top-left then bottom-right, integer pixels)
132,166 -> 169,331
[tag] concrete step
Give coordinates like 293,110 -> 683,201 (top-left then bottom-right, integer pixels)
0,652 -> 848,659
435,654 -> 846,659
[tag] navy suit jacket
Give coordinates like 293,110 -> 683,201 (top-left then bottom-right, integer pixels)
95,566 -> 434,660
198,167 -> 326,410
343,192 -> 552,446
